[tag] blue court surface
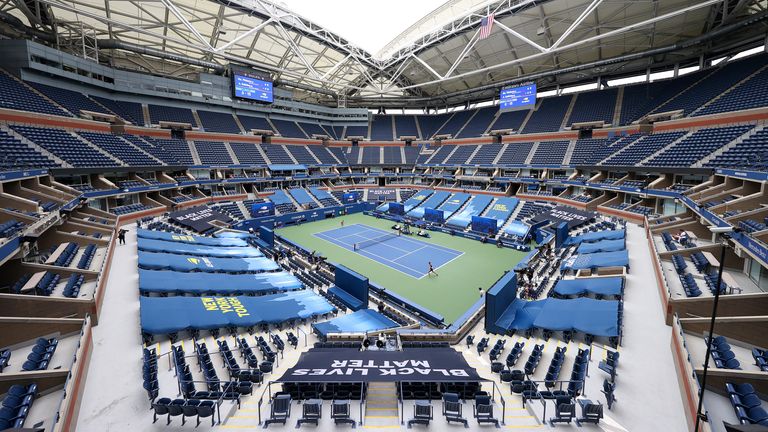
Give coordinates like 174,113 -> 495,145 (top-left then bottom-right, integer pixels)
314,224 -> 463,278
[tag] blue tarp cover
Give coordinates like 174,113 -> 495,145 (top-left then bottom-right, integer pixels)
560,250 -> 629,271
564,229 -> 625,245
407,191 -> 450,218
138,228 -> 248,246
504,221 -> 531,237
139,290 -> 334,334
446,194 -> 494,228
312,309 -> 398,337
138,269 -> 303,294
496,298 -> 620,336
576,239 -> 626,254
553,277 -> 624,296
215,231 -> 253,239
403,190 -> 433,212
137,238 -> 264,258
437,193 -> 471,216
138,251 -> 280,273
485,198 -> 519,227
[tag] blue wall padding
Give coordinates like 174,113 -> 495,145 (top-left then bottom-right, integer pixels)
140,290 -> 335,334
138,268 -> 303,295
138,228 -> 248,246
138,251 -> 279,273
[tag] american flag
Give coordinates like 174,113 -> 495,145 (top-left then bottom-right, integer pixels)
479,14 -> 495,40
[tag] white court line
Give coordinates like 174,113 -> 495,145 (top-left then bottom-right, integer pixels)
391,244 -> 429,262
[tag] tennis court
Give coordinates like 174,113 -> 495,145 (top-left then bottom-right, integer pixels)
314,224 -> 463,278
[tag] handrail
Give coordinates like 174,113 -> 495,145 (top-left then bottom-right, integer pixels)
295,326 -> 309,347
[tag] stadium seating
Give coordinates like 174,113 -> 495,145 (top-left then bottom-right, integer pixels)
11,126 -> 117,167
144,138 -> 194,165
194,141 -> 233,165
601,131 -> 687,166
26,82 -> 110,117
370,115 -> 394,141
705,127 -> 768,170
90,96 -> 145,125
645,125 -> 753,167
0,129 -> 59,170
497,142 -> 533,164
457,106 -> 497,138
197,110 -> 241,133
271,119 -> 306,138
344,125 -> 368,139
297,121 -> 329,138
567,88 -> 618,125
522,95 -> 571,133
237,115 -> 273,132
79,132 -> 161,166
285,145 -> 319,165
119,135 -> 181,165
147,104 -> 197,126
695,66 -> 768,116
530,141 -> 569,165
416,113 -> 452,139
262,144 -> 294,164
0,71 -> 69,116
394,115 -> 419,138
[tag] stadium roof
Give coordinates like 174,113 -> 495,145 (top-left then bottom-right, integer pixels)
1,0 -> 767,107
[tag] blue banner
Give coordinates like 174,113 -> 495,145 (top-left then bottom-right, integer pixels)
342,192 -> 361,203
252,201 -> 275,217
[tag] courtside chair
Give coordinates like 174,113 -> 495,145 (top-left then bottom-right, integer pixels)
549,396 -> 575,425
296,399 -> 322,427
264,394 -> 292,427
196,400 -> 216,427
407,400 -> 433,428
473,394 -> 499,427
180,399 -> 200,426
331,399 -> 356,427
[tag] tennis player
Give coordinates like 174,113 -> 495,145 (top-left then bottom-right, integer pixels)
427,261 -> 438,277
353,243 -> 358,251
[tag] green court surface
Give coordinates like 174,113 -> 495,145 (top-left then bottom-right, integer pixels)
276,213 -> 530,323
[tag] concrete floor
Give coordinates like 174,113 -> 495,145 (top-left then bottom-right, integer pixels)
74,222 -> 690,431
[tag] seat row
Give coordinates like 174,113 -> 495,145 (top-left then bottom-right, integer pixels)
0,383 -> 38,430
727,382 -> 768,426
22,337 -> 58,371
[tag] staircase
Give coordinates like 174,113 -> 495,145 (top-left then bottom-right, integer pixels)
612,87 -> 624,125
283,145 -> 299,164
236,202 -> 251,218
560,94 -> 578,130
364,382 -> 400,428
480,198 -> 498,216
638,131 -> 694,166
224,142 -> 241,164
517,100 -> 538,133
562,139 -> 577,165
117,136 -> 164,165
73,132 -> 126,166
695,124 -> 766,167
455,109 -> 480,138
232,113 -> 246,133
191,110 -> 203,129
187,141 -> 202,165
492,143 -> 509,164
524,142 -> 540,164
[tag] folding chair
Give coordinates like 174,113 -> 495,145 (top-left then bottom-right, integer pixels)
443,398 -> 468,427
166,399 -> 185,425
180,399 -> 200,426
576,400 -> 604,426
331,400 -> 356,427
264,394 -> 292,427
473,395 -> 499,427
549,396 -> 575,425
407,400 -> 433,428
297,399 -> 322,427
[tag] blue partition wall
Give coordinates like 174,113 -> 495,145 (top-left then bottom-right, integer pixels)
312,309 -> 398,338
485,271 -> 518,334
334,264 -> 369,310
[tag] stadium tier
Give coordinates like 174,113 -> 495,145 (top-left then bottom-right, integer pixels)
1,4 -> 767,432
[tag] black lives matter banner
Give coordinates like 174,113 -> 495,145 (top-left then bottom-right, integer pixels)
169,206 -> 232,233
278,348 -> 484,383
530,206 -> 595,229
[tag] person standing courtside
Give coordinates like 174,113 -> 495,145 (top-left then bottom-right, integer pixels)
117,228 -> 127,245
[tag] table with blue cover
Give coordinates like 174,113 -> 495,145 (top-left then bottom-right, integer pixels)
138,251 -> 280,273
552,277 -> 624,297
564,229 -> 626,246
139,290 -> 336,334
560,250 -> 629,271
494,298 -> 620,336
312,309 -> 398,338
576,239 -> 626,254
138,268 -> 303,295
137,228 -> 248,246
137,238 -> 264,258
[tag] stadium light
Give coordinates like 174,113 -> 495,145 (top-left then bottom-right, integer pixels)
695,225 -> 734,431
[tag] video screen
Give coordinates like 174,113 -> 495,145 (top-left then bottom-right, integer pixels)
500,83 -> 536,111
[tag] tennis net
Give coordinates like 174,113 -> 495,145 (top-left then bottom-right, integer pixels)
354,232 -> 398,250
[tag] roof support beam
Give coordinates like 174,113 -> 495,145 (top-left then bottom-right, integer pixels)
551,0 -> 604,50
444,30 -> 480,78
493,19 -> 547,53
159,0 -> 214,50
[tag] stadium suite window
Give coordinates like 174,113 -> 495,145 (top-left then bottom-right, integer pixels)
748,258 -> 768,292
